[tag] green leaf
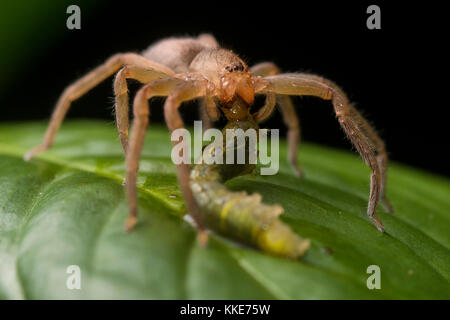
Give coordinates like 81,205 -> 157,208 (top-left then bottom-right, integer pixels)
0,120 -> 449,299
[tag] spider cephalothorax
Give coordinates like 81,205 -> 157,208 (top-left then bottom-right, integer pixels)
24,34 -> 393,251
190,48 -> 255,105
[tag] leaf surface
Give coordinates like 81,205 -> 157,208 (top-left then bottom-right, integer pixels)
0,121 -> 449,299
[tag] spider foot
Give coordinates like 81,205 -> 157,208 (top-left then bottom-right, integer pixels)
24,144 -> 47,162
196,229 -> 209,247
370,214 -> 385,233
182,213 -> 209,246
292,163 -> 304,178
125,216 -> 137,232
381,197 -> 394,214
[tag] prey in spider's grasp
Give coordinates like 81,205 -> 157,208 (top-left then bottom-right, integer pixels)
24,34 -> 393,259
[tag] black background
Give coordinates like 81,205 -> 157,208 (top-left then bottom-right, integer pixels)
1,1 -> 447,176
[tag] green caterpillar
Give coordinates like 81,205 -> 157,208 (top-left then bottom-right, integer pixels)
190,118 -> 310,259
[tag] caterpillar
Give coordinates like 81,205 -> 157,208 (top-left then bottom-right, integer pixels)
190,118 -> 310,259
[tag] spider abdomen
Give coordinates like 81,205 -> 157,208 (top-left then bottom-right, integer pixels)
141,35 -> 217,73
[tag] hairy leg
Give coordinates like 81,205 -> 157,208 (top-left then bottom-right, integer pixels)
289,74 -> 392,212
251,62 -> 303,176
114,65 -> 172,154
163,80 -> 208,242
262,73 -> 392,231
350,111 -> 393,212
125,77 -> 182,231
251,89 -> 277,123
24,53 -> 174,160
126,77 -> 208,243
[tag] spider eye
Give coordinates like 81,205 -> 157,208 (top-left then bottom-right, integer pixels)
225,64 -> 245,73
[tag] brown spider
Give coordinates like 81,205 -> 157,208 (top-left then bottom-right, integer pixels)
24,34 -> 393,242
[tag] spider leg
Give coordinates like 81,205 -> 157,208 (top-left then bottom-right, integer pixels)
197,32 -> 219,135
125,77 -> 182,232
252,89 -> 277,124
127,77 -> 208,245
261,73 -> 392,231
199,94 -> 219,130
163,80 -> 208,243
352,111 -> 393,213
199,99 -> 213,130
114,65 -> 171,155
24,53 -> 174,161
196,33 -> 219,129
251,62 -> 304,176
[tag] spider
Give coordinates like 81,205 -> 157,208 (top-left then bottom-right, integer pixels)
24,34 -> 393,243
